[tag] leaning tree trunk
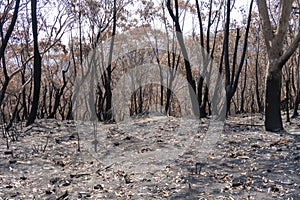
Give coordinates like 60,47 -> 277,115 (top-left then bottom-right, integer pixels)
265,67 -> 283,131
0,0 -> 21,107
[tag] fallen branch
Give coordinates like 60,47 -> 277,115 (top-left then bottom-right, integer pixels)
56,190 -> 68,200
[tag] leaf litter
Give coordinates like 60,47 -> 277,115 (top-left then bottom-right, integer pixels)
0,114 -> 299,199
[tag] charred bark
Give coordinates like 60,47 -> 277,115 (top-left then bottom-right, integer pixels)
265,69 -> 283,131
26,0 -> 42,126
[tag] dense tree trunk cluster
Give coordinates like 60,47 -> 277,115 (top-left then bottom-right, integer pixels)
0,0 -> 299,132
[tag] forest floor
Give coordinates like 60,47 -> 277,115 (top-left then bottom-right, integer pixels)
0,113 -> 299,199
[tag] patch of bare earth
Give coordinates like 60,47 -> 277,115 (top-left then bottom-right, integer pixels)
0,115 -> 299,199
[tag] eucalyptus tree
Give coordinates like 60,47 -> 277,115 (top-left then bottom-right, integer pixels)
257,0 -> 300,131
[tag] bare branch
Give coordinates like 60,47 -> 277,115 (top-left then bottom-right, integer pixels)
274,0 -> 294,49
279,32 -> 300,68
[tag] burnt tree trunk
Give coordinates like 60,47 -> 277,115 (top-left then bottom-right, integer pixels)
240,61 -> 248,113
138,86 -> 143,114
41,86 -> 47,118
255,38 -> 263,113
285,80 -> 290,122
0,0 -> 21,106
96,84 -> 104,121
200,85 -> 209,117
66,98 -> 73,120
257,0 -> 300,132
26,0 -> 42,126
265,69 -> 283,131
292,91 -> 300,118
167,0 -> 200,117
21,71 -> 28,120
224,0 -> 253,116
103,0 -> 117,122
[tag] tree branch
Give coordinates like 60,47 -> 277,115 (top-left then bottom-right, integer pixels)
0,0 -> 21,62
274,0 -> 293,49
279,32 -> 300,68
256,0 -> 273,51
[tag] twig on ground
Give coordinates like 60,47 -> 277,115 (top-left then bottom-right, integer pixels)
76,126 -> 80,152
56,190 -> 68,200
42,134 -> 50,153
